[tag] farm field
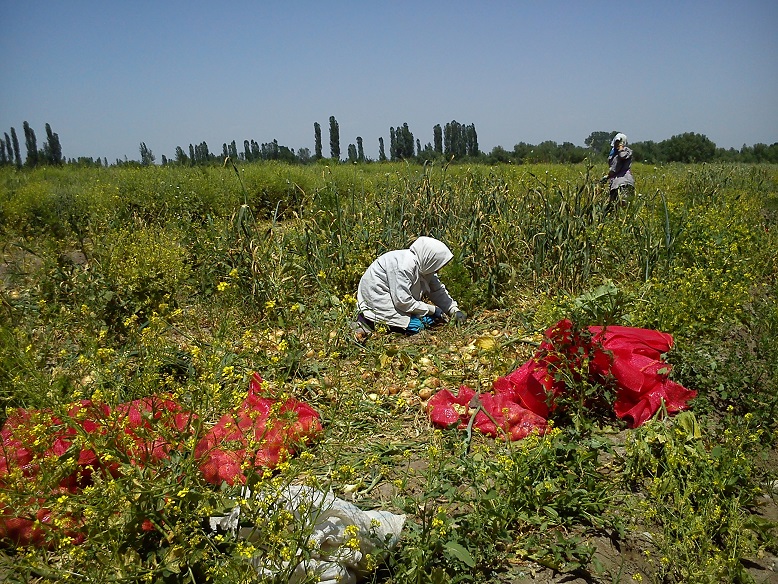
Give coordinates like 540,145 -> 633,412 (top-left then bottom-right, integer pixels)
0,161 -> 777,583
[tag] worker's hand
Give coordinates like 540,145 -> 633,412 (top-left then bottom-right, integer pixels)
420,315 -> 435,327
451,310 -> 467,324
432,306 -> 444,321
406,317 -> 425,334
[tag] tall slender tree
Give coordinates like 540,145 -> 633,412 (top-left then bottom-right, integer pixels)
466,124 -> 479,157
433,124 -> 443,154
139,142 -> 155,165
174,146 -> 188,165
378,137 -> 386,161
328,116 -> 340,160
356,136 -> 365,162
314,122 -> 323,159
3,133 -> 11,166
10,128 -> 22,168
22,121 -> 38,167
44,123 -> 63,164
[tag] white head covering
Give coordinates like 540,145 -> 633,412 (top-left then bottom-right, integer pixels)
611,133 -> 628,147
409,237 -> 453,275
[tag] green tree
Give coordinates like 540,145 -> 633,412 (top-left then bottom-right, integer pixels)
487,145 -> 512,163
314,122 -> 323,159
444,120 -> 467,159
391,123 -> 414,160
378,137 -> 386,161
433,124 -> 443,153
23,121 -> 38,167
43,123 -> 63,165
356,136 -> 365,162
10,128 -> 22,168
139,142 -> 155,165
466,123 -> 479,157
347,143 -> 357,162
329,116 -> 340,160
174,146 -> 188,165
584,131 -> 613,155
661,132 -> 716,163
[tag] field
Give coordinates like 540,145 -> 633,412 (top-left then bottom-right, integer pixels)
0,160 -> 777,583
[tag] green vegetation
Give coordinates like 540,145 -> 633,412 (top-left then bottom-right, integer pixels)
1,161 -> 776,583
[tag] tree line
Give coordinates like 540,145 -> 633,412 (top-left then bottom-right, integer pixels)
2,119 -> 777,168
0,122 -> 63,167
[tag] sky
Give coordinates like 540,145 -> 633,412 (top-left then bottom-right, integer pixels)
1,0 -> 776,162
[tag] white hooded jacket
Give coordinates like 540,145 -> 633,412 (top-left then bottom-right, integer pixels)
357,237 -> 459,329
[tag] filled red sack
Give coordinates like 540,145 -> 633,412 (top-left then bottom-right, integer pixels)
427,385 -> 547,440
196,373 -> 323,485
0,373 -> 323,546
428,320 -> 696,439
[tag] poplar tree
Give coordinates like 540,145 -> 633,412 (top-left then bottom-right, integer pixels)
378,137 -> 386,161
10,128 -> 22,168
175,146 -> 188,165
22,121 -> 38,167
44,123 -> 62,164
139,142 -> 155,165
466,124 -> 479,157
3,133 -> 11,165
328,116 -> 340,160
314,122 -> 322,159
347,144 -> 357,162
356,136 -> 365,162
433,124 -> 443,153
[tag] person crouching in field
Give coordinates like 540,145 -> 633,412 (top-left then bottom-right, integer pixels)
353,236 -> 467,338
601,132 -> 635,212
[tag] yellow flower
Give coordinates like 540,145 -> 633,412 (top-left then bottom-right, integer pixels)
217,281 -> 229,292
265,300 -> 277,310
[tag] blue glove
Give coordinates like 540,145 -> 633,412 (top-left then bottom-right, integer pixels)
609,147 -> 616,157
406,317 -> 425,333
420,315 -> 435,327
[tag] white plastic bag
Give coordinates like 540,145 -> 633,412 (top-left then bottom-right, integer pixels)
209,485 -> 406,583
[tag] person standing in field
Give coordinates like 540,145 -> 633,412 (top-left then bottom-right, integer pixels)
602,132 -> 635,211
353,236 -> 467,337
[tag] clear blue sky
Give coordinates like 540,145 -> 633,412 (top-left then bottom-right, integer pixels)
2,0 -> 776,162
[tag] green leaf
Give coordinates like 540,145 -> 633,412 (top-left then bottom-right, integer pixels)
445,541 -> 476,567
